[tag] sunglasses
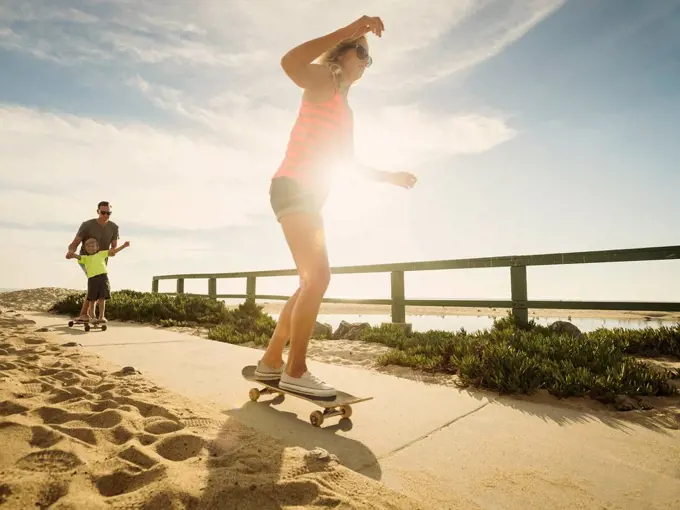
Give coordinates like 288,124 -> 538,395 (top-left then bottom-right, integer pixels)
99,210 -> 112,216
352,44 -> 372,67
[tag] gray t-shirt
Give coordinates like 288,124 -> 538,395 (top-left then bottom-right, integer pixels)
76,219 -> 120,255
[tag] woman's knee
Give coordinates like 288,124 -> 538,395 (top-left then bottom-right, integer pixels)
300,265 -> 330,293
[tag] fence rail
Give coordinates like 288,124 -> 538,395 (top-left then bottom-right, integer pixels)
151,245 -> 680,325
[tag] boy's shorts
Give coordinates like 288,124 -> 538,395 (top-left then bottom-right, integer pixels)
87,274 -> 111,301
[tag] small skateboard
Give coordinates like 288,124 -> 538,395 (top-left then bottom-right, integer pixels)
67,318 -> 108,332
241,365 -> 373,427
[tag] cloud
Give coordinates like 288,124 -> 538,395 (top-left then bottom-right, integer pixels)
0,105 -> 275,230
0,0 -> 563,290
1,0 -> 565,89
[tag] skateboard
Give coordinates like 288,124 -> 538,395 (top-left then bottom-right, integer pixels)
241,365 -> 373,427
67,318 -> 108,332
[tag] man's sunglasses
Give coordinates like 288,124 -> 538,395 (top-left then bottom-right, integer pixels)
99,210 -> 112,216
352,44 -> 372,67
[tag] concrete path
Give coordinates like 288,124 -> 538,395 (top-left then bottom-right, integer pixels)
26,313 -> 680,509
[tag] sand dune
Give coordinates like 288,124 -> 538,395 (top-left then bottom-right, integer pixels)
0,288 -> 80,313
0,310 -> 424,509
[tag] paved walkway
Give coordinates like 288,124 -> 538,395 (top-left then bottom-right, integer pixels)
27,313 -> 680,509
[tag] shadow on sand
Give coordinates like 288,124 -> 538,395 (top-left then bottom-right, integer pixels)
223,395 -> 382,481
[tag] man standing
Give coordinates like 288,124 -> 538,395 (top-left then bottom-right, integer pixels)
66,201 -> 120,321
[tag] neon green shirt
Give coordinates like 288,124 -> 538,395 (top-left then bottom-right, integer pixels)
79,250 -> 109,278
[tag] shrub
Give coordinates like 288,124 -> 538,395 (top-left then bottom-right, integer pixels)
366,316 -> 678,401
50,290 -> 230,324
50,290 -> 276,344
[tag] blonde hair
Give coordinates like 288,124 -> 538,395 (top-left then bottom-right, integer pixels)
317,36 -> 366,84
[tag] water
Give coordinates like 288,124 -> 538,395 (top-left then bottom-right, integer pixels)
267,312 -> 675,334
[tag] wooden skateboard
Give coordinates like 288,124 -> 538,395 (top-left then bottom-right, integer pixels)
68,318 -> 108,332
241,365 -> 373,427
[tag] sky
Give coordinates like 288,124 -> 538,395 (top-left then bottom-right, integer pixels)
1,0 -> 679,306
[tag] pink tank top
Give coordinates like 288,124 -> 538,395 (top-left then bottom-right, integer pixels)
273,91 -> 353,191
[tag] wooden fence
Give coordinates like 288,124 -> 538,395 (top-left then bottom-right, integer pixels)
152,245 -> 680,325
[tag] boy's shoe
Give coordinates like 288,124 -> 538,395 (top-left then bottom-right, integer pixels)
76,315 -> 90,323
279,371 -> 337,398
252,359 -> 284,380
97,318 -> 108,323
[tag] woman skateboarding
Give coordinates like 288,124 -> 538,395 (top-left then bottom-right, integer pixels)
254,15 -> 418,397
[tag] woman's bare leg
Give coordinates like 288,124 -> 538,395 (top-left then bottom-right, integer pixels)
278,212 -> 330,378
260,288 -> 301,368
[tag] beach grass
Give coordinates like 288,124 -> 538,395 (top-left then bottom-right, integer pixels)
50,290 -> 679,402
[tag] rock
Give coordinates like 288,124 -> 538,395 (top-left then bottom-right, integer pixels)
332,320 -> 371,340
312,322 -> 333,339
345,323 -> 371,340
304,447 -> 338,463
115,366 -> 139,376
61,342 -> 81,348
637,397 -> 654,411
36,327 -> 52,333
614,395 -> 639,412
549,320 -> 582,338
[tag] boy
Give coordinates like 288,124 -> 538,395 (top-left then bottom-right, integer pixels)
66,238 -> 130,323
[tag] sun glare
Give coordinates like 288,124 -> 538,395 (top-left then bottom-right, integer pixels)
323,172 -> 388,238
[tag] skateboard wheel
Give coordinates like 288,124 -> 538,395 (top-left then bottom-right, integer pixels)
249,388 -> 261,402
68,321 -> 74,327
310,410 -> 324,427
339,405 -> 353,418
101,325 -> 107,331
84,324 -> 91,332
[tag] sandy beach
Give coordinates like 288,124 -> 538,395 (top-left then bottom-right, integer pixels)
1,288 -> 679,509
0,309 -> 425,509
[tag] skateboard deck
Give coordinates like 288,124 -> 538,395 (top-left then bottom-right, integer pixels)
241,365 -> 372,427
68,318 -> 108,332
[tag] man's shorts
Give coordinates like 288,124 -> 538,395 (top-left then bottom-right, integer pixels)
87,274 -> 111,301
269,177 -> 328,222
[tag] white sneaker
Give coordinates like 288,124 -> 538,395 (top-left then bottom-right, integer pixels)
279,371 -> 337,398
253,359 -> 284,380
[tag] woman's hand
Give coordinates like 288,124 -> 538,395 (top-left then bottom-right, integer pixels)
386,171 -> 418,189
348,15 -> 385,38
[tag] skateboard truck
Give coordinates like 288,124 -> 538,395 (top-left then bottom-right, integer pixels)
248,386 -> 353,427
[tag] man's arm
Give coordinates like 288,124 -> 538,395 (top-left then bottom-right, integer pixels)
65,221 -> 87,258
110,224 -> 120,250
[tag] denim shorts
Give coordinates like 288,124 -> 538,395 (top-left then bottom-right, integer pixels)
269,177 -> 328,222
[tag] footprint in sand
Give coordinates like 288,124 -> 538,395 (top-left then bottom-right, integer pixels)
0,399 -> 30,416
23,337 -> 47,345
95,464 -> 167,497
154,433 -> 205,462
15,449 -> 82,473
117,444 -> 159,469
30,425 -> 64,448
144,417 -> 183,435
35,481 -> 70,508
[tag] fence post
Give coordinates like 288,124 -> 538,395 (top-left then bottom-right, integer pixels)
510,265 -> 528,326
246,276 -> 257,305
390,271 -> 406,323
176,278 -> 185,295
152,279 -> 158,293
208,278 -> 217,300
